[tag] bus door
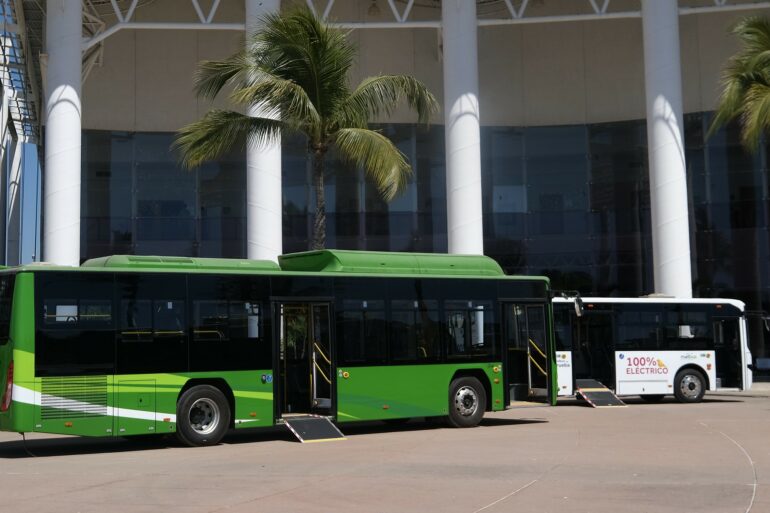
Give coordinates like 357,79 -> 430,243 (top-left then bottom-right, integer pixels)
276,302 -> 333,415
503,303 -> 549,400
713,316 -> 744,389
575,310 -> 614,387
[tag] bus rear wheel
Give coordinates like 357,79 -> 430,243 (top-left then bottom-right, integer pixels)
447,377 -> 486,428
674,369 -> 706,403
176,385 -> 231,447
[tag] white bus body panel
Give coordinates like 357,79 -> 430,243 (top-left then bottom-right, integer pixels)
556,351 -> 573,396
615,351 -> 716,396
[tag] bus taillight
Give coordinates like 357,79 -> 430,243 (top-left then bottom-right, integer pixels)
1,361 -> 13,412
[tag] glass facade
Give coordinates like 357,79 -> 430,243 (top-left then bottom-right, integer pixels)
80,112 -> 770,377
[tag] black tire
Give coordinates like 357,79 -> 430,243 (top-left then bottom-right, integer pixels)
673,369 -> 706,403
175,385 -> 231,447
447,377 -> 487,428
640,394 -> 665,403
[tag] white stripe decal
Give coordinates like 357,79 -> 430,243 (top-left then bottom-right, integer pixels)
12,384 -> 177,423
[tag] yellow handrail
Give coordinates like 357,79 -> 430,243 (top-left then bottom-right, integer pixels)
314,361 -> 332,384
314,342 -> 331,365
529,338 -> 546,358
529,355 -> 547,377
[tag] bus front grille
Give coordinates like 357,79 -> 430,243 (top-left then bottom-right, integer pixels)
41,376 -> 109,419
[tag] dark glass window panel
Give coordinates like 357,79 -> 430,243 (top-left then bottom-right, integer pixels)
614,305 -> 662,350
389,301 -> 440,363
115,273 -> 188,374
35,272 -> 116,376
188,275 -> 270,372
553,304 -> 573,351
270,276 -> 332,298
445,300 -> 495,359
337,308 -> 386,365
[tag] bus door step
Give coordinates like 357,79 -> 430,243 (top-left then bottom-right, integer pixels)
575,379 -> 627,408
281,414 -> 346,443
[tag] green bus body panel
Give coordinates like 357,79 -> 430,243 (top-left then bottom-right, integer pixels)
8,370 -> 274,438
0,272 -> 35,433
81,254 -> 281,272
279,249 -> 505,277
337,363 -> 504,422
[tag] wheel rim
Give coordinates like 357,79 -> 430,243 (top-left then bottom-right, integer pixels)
189,398 -> 220,435
454,386 -> 479,417
679,374 -> 703,400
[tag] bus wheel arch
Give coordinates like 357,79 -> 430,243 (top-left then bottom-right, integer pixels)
176,379 -> 235,446
450,370 -> 492,411
447,372 -> 489,428
673,366 -> 708,403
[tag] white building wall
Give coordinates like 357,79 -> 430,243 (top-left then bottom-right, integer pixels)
81,3 -> 759,132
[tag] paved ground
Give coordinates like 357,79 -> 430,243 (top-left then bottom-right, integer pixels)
1,389 -> 769,513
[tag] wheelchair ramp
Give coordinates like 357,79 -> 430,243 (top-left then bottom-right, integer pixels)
575,379 -> 626,408
282,415 -> 346,443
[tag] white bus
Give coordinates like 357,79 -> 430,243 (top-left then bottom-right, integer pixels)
552,297 -> 753,403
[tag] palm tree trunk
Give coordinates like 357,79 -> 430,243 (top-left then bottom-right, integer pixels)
311,147 -> 326,250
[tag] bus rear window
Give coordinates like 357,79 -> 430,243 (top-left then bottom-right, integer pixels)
0,275 -> 15,344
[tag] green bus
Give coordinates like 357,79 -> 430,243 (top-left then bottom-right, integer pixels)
0,250 -> 556,446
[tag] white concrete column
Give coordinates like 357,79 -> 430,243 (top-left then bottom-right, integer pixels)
245,0 -> 282,262
641,0 -> 692,298
43,0 -> 81,266
442,0 -> 483,255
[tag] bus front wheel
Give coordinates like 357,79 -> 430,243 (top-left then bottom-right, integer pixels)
674,369 -> 706,403
176,385 -> 231,447
447,377 -> 486,428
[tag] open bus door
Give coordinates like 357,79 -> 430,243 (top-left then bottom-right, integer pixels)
503,303 -> 551,402
276,302 -> 334,416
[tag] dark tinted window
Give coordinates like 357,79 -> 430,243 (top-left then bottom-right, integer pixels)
337,299 -> 386,365
615,305 -> 661,350
445,300 -> 496,359
36,272 -> 116,376
662,305 -> 714,350
0,274 -> 15,345
553,304 -> 573,351
189,275 -> 270,371
116,274 -> 188,374
389,299 -> 440,362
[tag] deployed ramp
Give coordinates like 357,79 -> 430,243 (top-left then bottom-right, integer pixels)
282,415 -> 346,443
575,379 -> 626,408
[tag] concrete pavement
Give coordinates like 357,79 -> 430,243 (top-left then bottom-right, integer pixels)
0,391 -> 768,513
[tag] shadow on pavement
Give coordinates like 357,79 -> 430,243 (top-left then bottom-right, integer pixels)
0,416 -> 547,457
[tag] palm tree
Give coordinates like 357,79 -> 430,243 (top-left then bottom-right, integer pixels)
175,7 -> 438,250
709,16 -> 770,152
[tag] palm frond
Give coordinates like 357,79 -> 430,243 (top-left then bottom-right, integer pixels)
710,16 -> 770,148
740,81 -> 770,151
335,75 -> 439,129
174,110 -> 285,168
228,75 -> 320,133
253,7 -> 355,117
334,128 -> 411,201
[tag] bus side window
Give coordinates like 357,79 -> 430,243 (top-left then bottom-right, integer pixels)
390,300 -> 440,362
338,299 -> 386,365
445,300 -> 495,359
119,300 -> 152,342
36,272 -> 116,377
115,274 -> 188,374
